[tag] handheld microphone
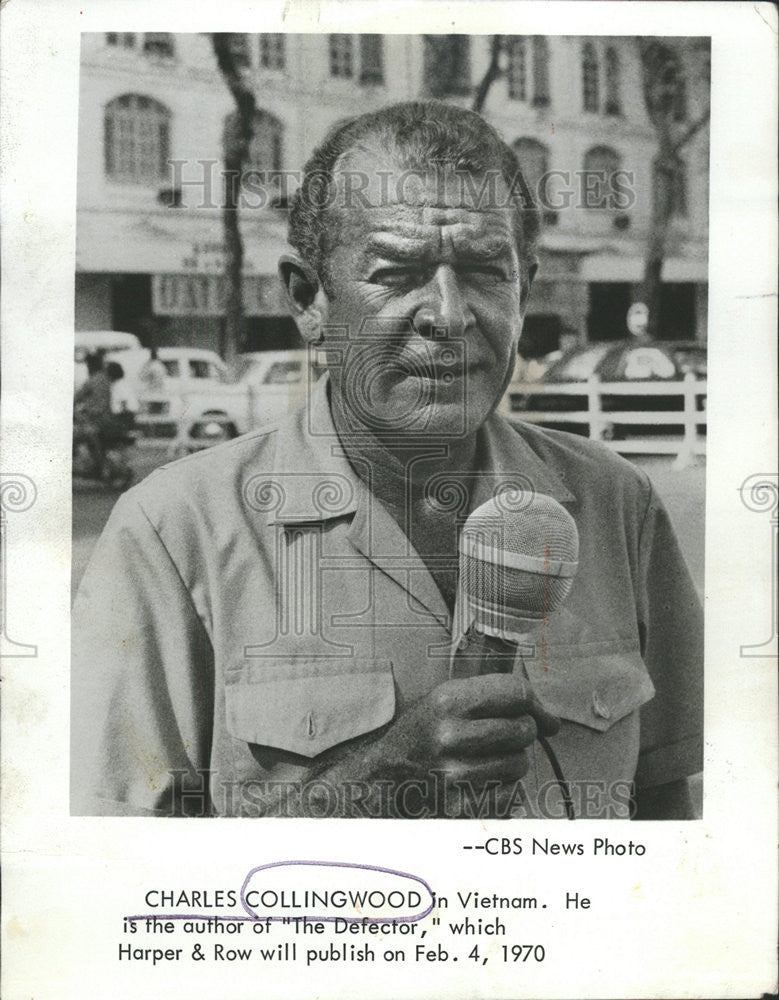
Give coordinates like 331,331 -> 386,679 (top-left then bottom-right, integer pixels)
451,491 -> 579,675
450,491 -> 580,817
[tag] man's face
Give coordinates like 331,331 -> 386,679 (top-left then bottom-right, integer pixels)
319,149 -> 530,439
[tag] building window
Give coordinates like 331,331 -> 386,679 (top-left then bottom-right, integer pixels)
582,41 -> 599,112
583,145 -> 620,209
532,36 -> 550,107
143,33 -> 175,59
604,47 -> 621,115
104,94 -> 171,184
423,35 -> 471,96
329,34 -> 354,78
105,33 -> 136,49
513,138 -> 550,206
507,37 -> 527,101
359,35 -> 384,85
259,34 -> 285,71
227,34 -> 251,69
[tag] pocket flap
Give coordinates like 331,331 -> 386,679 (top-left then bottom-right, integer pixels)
523,648 -> 655,732
225,659 -> 396,758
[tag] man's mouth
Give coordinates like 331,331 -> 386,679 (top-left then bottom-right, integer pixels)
399,356 -> 469,380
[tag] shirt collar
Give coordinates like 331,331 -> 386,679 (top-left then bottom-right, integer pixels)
475,410 -> 577,507
262,377 -> 576,527
261,376 -> 361,526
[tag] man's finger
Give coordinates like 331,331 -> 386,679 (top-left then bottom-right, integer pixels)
442,674 -> 561,735
437,715 -> 538,757
443,751 -> 532,786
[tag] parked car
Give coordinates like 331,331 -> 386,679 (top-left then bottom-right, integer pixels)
104,346 -> 322,452
233,349 -> 319,413
502,339 -> 707,439
185,349 -> 322,450
74,330 -> 141,389
104,346 -> 252,446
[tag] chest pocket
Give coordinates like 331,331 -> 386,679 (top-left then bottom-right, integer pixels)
522,642 -> 655,732
225,658 -> 395,758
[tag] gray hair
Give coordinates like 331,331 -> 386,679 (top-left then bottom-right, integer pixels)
288,100 -> 541,291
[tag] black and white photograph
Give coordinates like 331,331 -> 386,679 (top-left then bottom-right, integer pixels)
1,3 -> 776,999
71,31 -> 708,821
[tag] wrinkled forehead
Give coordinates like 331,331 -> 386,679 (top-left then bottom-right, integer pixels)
353,206 -> 518,262
327,145 -> 521,250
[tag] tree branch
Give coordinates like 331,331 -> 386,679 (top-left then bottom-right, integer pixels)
472,35 -> 504,114
671,108 -> 710,156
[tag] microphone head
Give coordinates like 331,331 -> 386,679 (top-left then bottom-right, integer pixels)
459,491 -> 579,640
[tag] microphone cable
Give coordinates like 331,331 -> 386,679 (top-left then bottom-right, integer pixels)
537,735 -> 576,820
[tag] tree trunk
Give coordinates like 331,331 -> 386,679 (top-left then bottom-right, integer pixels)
211,34 -> 256,366
638,145 -> 674,338
221,115 -> 245,367
637,38 -> 709,339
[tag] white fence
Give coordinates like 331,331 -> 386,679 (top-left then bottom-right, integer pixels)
501,371 -> 707,469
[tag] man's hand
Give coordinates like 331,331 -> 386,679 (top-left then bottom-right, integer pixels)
300,673 -> 560,818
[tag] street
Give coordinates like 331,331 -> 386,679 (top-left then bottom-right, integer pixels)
72,443 -> 169,593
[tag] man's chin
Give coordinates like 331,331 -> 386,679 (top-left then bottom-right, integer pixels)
351,399 -> 490,442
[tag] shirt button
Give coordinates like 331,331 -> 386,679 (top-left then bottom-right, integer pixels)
592,692 -> 611,720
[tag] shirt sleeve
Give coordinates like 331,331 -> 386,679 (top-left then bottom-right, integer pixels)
634,478 -> 704,789
71,491 -> 215,816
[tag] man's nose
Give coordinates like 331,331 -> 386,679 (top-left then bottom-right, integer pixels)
413,266 -> 474,340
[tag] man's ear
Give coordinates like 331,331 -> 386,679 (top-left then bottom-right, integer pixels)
279,254 -> 324,344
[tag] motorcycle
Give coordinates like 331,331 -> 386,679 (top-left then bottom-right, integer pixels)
73,408 -> 136,490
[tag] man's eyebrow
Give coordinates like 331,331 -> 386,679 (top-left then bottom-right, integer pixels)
363,234 -> 432,260
363,233 -> 514,262
452,238 -> 515,261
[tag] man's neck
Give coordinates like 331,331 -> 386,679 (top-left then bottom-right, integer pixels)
330,390 -> 480,511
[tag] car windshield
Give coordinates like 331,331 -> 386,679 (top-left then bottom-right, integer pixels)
189,360 -> 213,379
233,357 -> 270,381
161,360 -> 180,378
554,343 -> 612,380
74,342 -> 134,362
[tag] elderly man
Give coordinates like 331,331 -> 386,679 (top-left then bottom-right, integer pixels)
72,101 -> 702,819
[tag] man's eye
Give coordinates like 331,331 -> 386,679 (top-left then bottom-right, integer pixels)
370,267 -> 427,288
456,264 -> 507,283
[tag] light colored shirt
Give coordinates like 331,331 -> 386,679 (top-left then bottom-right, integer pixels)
139,357 -> 167,394
110,378 -> 139,415
71,378 -> 703,818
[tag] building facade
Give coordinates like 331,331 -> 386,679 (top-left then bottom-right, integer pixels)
76,32 -> 709,355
